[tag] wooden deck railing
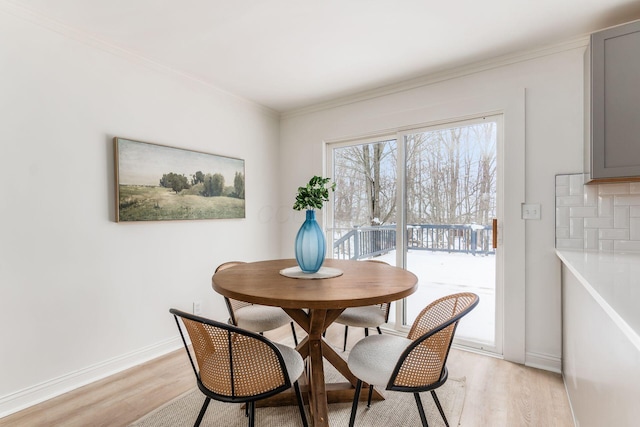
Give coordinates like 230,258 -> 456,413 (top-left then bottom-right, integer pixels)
332,223 -> 495,260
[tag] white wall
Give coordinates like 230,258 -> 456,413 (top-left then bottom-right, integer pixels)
279,44 -> 585,371
0,5 -> 589,416
0,11 -> 281,415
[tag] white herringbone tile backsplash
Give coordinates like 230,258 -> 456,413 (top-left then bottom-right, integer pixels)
556,174 -> 640,252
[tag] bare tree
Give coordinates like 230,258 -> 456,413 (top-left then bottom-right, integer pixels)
402,122 -> 497,226
333,140 -> 396,227
333,122 -> 496,229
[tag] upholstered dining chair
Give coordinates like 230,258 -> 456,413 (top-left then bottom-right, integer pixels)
347,292 -> 479,427
332,259 -> 391,351
215,261 -> 299,346
170,308 -> 308,427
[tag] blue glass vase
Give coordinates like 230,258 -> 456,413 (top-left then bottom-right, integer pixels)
294,210 -> 326,273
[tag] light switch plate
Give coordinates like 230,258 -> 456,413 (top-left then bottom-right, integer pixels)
522,203 -> 541,220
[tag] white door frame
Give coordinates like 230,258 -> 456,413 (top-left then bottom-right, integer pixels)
325,89 -> 526,363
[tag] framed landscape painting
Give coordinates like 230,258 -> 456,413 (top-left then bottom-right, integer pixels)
114,137 -> 245,222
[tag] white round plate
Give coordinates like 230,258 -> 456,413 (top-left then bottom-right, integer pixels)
279,266 -> 344,279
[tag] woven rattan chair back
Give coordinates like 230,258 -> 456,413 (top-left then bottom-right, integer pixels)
333,259 -> 392,350
214,261 -> 299,346
358,259 -> 391,320
348,293 -> 478,427
389,292 -> 479,391
172,309 -> 290,400
170,309 -> 308,427
215,262 -> 252,323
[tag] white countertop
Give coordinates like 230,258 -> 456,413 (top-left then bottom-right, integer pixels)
556,249 -> 640,350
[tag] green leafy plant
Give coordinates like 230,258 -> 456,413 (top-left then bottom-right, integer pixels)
293,175 -> 336,211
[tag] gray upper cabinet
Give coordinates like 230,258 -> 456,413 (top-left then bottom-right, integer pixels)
586,20 -> 640,182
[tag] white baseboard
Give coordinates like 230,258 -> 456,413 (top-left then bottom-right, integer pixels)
384,326 -> 563,374
0,337 -> 182,419
525,351 -> 562,374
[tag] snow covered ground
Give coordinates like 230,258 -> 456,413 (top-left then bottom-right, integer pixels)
366,250 -> 496,345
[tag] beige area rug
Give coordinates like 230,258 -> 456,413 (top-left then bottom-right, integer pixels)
130,362 -> 466,427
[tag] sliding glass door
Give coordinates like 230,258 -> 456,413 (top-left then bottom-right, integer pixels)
328,115 -> 503,354
399,117 -> 500,352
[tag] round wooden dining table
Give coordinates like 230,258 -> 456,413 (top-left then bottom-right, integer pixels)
212,258 -> 418,427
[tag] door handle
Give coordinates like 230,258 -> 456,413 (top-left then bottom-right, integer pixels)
492,218 -> 498,249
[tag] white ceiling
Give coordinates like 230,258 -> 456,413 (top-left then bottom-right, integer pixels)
8,0 -> 640,112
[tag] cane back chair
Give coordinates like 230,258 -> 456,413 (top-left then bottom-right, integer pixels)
347,292 -> 479,427
170,308 -> 308,427
215,261 -> 299,346
332,259 -> 391,351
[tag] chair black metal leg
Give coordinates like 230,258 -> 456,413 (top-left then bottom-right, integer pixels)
376,326 -> 382,334
366,384 -> 374,407
364,327 -> 369,337
194,397 -> 211,427
247,401 -> 255,427
349,379 -> 363,427
290,322 -> 299,346
343,325 -> 349,351
293,381 -> 308,427
414,393 -> 429,427
431,390 -> 449,427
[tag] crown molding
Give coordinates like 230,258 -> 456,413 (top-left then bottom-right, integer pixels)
0,0 -> 591,121
0,0 -> 279,118
282,35 -> 590,119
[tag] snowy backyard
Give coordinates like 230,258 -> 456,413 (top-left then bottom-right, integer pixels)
366,250 -> 496,345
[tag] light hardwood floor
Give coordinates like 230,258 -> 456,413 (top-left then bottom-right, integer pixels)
0,323 -> 574,427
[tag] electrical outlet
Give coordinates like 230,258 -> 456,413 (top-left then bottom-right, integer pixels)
193,301 -> 202,315
521,203 -> 541,220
